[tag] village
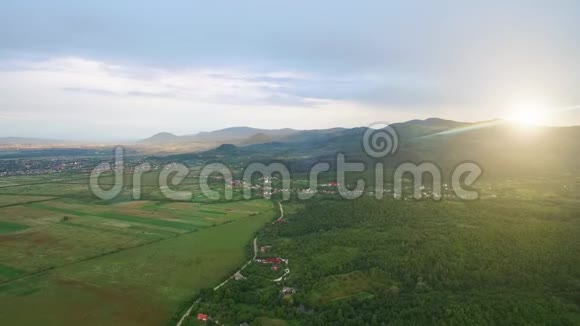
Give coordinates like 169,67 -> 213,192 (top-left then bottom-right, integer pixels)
194,251 -> 295,325
180,202 -> 296,326
206,174 -> 500,201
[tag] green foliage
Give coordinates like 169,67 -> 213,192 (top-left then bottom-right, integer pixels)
193,196 -> 580,325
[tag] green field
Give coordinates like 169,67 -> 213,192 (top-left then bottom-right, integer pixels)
0,173 -> 276,325
0,220 -> 30,234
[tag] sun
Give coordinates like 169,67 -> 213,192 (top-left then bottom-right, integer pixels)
509,109 -> 543,126
506,102 -> 548,126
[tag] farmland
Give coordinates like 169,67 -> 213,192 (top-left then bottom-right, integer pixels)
0,172 -> 276,325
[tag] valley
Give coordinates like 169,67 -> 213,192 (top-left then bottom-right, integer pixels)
0,119 -> 578,325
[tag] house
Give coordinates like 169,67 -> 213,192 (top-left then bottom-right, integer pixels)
281,287 -> 296,295
234,271 -> 247,281
260,245 -> 272,253
257,257 -> 281,264
197,313 -> 209,321
255,257 -> 288,265
271,265 -> 279,271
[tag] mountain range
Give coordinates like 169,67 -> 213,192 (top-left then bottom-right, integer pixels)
141,118 -> 479,146
152,118 -> 579,179
141,127 -> 301,145
2,118 -> 579,179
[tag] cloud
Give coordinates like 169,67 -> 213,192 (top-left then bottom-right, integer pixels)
1,56 -> 331,107
61,87 -> 122,97
2,56 -> 435,109
0,56 -> 397,139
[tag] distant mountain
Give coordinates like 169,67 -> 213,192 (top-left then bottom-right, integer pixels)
195,127 -> 298,142
142,120 -> 475,147
153,119 -> 475,157
140,132 -> 180,143
140,127 -> 300,145
402,117 -> 468,128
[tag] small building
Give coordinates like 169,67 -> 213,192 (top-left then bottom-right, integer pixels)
281,287 -> 296,295
234,271 -> 247,281
256,257 -> 286,264
271,265 -> 279,271
197,313 -> 209,321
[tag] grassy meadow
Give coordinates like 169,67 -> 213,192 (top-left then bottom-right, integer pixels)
0,172 -> 276,325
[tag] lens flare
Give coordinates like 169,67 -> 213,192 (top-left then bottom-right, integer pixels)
506,101 -> 549,126
508,109 -> 544,126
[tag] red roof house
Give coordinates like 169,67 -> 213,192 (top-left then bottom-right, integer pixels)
264,257 -> 282,264
197,313 -> 208,321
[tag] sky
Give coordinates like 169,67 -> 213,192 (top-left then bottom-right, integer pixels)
1,0 -> 579,140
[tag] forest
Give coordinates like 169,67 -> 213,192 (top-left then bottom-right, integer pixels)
183,194 -> 580,325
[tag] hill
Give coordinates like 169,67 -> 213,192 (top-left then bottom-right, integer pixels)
240,133 -> 274,145
140,127 -> 300,145
194,127 -> 298,142
141,132 -> 180,144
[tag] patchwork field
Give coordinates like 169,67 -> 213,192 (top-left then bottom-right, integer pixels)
0,173 -> 276,325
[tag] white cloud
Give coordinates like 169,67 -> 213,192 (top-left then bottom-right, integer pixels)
1,56 -> 326,107
0,56 -> 384,139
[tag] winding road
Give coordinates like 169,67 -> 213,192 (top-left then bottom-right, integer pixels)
212,236 -> 257,291
272,201 -> 284,224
